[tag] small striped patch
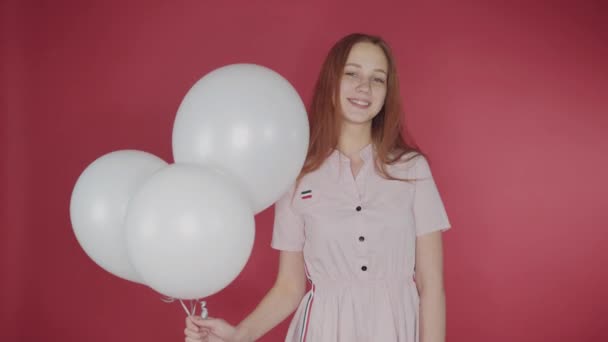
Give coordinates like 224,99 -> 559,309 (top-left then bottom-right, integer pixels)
300,190 -> 312,200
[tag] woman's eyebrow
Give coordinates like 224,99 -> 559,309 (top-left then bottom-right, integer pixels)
345,63 -> 387,74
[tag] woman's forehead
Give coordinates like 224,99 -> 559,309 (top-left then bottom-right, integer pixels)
346,42 -> 388,71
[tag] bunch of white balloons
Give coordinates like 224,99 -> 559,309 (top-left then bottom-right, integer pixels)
70,64 -> 309,300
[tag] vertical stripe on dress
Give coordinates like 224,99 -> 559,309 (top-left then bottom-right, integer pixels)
299,284 -> 315,342
299,262 -> 315,342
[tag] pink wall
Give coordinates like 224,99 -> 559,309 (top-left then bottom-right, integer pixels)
2,1 -> 607,341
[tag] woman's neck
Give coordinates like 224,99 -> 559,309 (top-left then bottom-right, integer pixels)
337,121 -> 372,159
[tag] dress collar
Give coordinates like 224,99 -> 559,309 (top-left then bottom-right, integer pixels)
331,143 -> 375,165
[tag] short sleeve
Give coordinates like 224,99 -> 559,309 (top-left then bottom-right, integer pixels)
271,185 -> 305,251
413,156 -> 451,236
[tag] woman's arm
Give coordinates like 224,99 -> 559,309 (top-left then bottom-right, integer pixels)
415,231 -> 446,342
232,250 -> 307,341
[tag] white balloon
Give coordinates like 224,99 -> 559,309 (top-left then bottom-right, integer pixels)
125,164 -> 255,300
172,64 -> 309,214
70,150 -> 167,283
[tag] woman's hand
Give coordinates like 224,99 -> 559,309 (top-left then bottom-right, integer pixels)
185,316 -> 243,342
185,315 -> 209,342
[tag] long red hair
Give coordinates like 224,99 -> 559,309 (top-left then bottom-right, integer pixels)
299,33 -> 422,181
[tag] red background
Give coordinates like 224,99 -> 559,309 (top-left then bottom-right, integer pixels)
2,1 -> 607,341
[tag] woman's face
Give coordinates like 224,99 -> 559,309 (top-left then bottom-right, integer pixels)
338,42 -> 389,126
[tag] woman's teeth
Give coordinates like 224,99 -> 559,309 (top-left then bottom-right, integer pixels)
349,98 -> 371,107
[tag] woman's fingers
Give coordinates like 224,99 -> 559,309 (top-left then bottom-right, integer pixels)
185,327 -> 209,337
188,315 -> 207,328
185,315 -> 211,342
191,317 -> 222,329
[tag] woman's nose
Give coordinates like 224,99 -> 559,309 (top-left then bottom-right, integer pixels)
356,79 -> 372,93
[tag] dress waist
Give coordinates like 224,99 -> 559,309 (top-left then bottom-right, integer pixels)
309,275 -> 416,292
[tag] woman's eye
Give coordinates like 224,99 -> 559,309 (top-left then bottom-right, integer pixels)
374,78 -> 386,84
345,71 -> 357,77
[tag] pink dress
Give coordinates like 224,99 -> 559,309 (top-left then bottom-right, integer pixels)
271,145 -> 451,342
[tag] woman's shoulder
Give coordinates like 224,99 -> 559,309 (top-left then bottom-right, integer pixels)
385,150 -> 424,169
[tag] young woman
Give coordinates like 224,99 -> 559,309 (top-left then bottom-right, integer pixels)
184,33 -> 451,342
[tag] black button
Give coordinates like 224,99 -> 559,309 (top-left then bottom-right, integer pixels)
361,266 -> 367,271
358,236 -> 365,242
355,206 -> 362,211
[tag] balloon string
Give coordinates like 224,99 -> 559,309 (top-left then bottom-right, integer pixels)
179,299 -> 191,316
161,296 -> 206,318
190,299 -> 197,316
